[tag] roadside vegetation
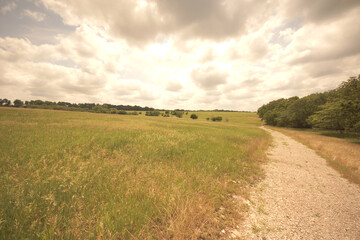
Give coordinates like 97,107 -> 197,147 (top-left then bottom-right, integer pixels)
258,74 -> 360,185
0,108 -> 270,239
270,127 -> 360,185
258,75 -> 360,133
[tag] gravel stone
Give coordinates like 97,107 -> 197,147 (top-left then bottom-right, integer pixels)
238,127 -> 360,240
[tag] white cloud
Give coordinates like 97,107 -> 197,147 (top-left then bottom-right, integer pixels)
23,9 -> 46,22
0,0 -> 359,110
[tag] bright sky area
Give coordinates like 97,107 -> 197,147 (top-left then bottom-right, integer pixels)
0,0 -> 359,110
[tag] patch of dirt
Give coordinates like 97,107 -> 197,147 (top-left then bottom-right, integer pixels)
235,127 -> 360,239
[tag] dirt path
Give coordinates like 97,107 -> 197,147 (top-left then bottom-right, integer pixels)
237,127 -> 360,239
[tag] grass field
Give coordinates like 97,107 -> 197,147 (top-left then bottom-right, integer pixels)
0,108 -> 270,239
269,127 -> 360,185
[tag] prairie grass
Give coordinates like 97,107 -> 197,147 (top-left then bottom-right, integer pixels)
0,108 -> 269,239
269,127 -> 360,185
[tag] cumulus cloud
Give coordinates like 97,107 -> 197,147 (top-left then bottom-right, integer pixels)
0,0 -> 360,110
191,66 -> 228,90
285,0 -> 360,23
166,81 -> 183,92
40,0 -> 266,44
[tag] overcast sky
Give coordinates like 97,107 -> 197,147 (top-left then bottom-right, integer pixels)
0,0 -> 359,110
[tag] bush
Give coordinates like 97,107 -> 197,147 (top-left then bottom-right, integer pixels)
145,111 -> 161,116
110,108 -> 118,114
175,111 -> 184,118
211,116 -> 222,122
118,110 -> 127,115
206,117 -> 210,121
190,114 -> 198,119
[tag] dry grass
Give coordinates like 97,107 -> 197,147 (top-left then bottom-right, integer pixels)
268,127 -> 360,185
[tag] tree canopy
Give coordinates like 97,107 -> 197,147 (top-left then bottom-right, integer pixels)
258,75 -> 360,133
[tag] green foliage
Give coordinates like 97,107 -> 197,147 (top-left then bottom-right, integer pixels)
145,111 -> 161,116
92,105 -> 109,113
171,110 -> 184,118
175,111 -> 184,118
0,98 -> 11,106
190,114 -> 198,119
211,116 -> 222,122
118,110 -> 127,115
110,108 -> 118,114
258,75 -> 360,133
13,99 -> 24,107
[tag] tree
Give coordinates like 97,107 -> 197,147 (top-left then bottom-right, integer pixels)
145,111 -> 160,116
307,101 -> 348,132
0,99 -> 11,106
13,99 -> 24,107
110,108 -> 118,114
211,116 -> 222,122
190,114 -> 198,119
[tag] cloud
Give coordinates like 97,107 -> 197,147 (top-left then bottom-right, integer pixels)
41,0 -> 266,44
285,0 -> 360,23
1,0 -> 360,111
166,81 -> 183,92
23,9 -> 46,22
285,12 -> 360,65
0,2 -> 16,15
191,66 -> 228,90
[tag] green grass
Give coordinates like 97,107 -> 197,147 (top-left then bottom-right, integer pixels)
0,108 -> 269,239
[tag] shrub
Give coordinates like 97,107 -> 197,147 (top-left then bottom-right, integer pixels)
175,111 -> 184,118
118,110 -> 127,115
190,114 -> 198,119
211,116 -> 222,122
110,108 -> 118,114
145,111 -> 161,116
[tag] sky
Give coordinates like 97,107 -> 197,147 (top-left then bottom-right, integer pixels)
0,0 -> 359,111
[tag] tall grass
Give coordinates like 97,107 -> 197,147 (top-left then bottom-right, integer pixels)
0,108 -> 269,239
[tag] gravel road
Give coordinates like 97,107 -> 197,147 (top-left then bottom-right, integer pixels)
237,127 -> 360,239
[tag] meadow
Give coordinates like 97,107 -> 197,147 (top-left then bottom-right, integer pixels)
0,108 -> 270,239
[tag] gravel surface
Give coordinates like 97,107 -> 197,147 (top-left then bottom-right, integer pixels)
237,127 -> 360,240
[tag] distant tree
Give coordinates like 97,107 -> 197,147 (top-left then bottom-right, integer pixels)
190,114 -> 198,119
0,99 -> 11,106
211,116 -> 222,122
110,108 -> 118,114
93,105 -> 108,113
118,110 -> 127,115
13,99 -> 24,107
175,111 -> 184,118
145,111 -> 161,116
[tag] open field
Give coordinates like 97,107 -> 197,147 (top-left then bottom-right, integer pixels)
0,108 -> 270,239
268,127 -> 360,185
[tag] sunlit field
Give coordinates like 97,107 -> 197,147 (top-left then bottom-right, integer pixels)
0,108 -> 270,239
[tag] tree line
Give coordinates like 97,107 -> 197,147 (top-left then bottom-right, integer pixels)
0,99 -> 155,114
257,75 -> 360,133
